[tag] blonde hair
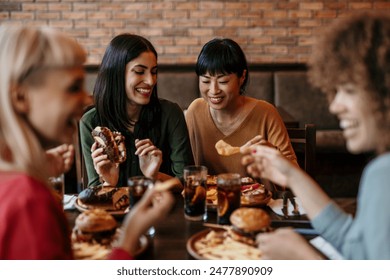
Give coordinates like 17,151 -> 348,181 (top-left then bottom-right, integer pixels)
0,25 -> 86,181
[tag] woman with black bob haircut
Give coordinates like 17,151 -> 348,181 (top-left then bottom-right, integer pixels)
80,34 -> 193,187
186,38 -> 296,176
195,38 -> 249,95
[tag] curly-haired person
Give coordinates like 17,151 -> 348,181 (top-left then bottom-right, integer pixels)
242,12 -> 390,259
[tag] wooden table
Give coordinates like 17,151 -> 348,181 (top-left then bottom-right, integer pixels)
65,194 -> 356,260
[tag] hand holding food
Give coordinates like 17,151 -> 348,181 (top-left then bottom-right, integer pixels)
216,136 -> 277,157
215,139 -> 240,156
92,126 -> 126,164
241,145 -> 291,188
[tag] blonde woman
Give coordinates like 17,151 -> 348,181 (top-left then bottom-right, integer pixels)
0,25 -> 173,259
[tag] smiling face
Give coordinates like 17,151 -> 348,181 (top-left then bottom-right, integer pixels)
125,51 -> 157,107
329,83 -> 378,154
24,66 -> 89,148
199,71 -> 245,110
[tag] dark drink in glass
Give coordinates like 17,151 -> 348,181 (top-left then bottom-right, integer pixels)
217,173 -> 241,225
128,176 -> 153,208
183,165 -> 208,221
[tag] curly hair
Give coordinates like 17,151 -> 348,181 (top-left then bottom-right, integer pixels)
308,12 -> 390,153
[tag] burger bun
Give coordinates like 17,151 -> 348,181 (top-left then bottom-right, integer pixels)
230,207 -> 270,233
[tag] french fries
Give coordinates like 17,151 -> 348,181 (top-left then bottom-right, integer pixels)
193,230 -> 262,260
72,242 -> 111,260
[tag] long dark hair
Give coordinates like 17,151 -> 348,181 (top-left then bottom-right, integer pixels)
93,34 -> 161,142
195,38 -> 249,94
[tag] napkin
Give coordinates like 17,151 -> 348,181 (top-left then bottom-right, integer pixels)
267,197 -> 307,216
309,236 -> 343,260
63,194 -> 77,210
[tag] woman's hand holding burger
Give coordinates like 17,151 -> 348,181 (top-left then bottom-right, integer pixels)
91,141 -> 120,186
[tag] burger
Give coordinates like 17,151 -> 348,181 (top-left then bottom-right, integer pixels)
78,185 -> 130,210
241,183 -> 269,205
72,209 -> 118,245
229,207 -> 271,245
91,126 -> 126,164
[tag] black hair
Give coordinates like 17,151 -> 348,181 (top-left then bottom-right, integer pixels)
93,33 -> 161,142
195,38 -> 249,94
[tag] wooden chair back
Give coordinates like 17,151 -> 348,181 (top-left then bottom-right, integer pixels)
287,124 -> 316,178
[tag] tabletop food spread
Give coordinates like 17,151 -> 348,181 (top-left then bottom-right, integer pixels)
67,174 -> 308,260
206,176 -> 272,209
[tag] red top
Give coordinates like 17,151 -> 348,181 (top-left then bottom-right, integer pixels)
0,172 -> 132,260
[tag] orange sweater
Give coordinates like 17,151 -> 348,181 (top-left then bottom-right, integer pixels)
185,97 -> 297,176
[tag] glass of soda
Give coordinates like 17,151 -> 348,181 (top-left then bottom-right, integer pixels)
217,173 -> 241,225
183,165 -> 208,221
128,176 -> 154,208
128,176 -> 155,236
48,174 -> 65,206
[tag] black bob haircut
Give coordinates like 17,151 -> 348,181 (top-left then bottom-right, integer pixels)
195,38 -> 249,94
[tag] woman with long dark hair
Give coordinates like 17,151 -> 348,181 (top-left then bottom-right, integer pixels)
80,34 -> 193,187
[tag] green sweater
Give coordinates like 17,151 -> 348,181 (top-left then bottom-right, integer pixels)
79,99 -> 194,187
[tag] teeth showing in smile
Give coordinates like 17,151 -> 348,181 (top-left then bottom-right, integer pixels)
210,97 -> 223,102
340,119 -> 358,130
136,88 -> 150,94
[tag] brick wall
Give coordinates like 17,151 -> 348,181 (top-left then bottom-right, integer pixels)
1,0 -> 390,64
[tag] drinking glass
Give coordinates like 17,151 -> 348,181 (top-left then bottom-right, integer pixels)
48,174 -> 65,206
128,176 -> 153,208
217,173 -> 241,225
183,165 -> 208,221
128,176 -> 155,236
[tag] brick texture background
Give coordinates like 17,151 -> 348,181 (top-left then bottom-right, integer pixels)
1,0 -> 390,64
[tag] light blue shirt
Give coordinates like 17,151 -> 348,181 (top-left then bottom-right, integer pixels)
312,152 -> 390,259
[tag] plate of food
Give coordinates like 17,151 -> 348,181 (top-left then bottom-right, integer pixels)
187,229 -> 262,260
240,183 -> 272,207
206,177 -> 271,210
187,208 -> 269,260
74,185 -> 130,217
71,208 -> 148,259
